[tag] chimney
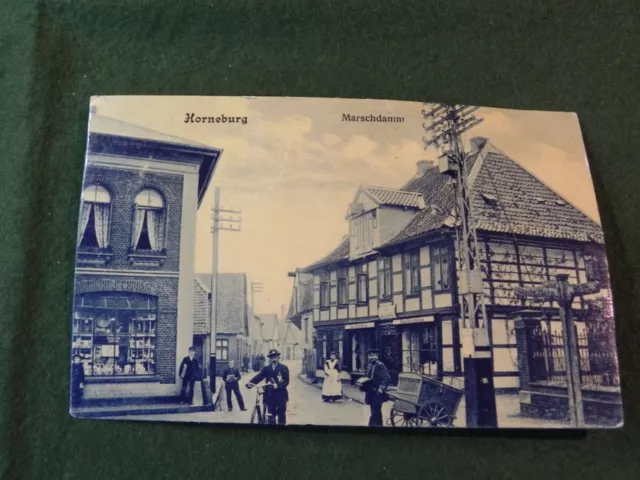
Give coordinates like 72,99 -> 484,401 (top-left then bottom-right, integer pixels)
470,137 -> 488,153
416,160 -> 434,176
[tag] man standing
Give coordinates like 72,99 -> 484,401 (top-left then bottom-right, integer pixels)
242,354 -> 250,373
246,349 -> 289,425
222,360 -> 246,411
179,346 -> 199,405
361,348 -> 390,427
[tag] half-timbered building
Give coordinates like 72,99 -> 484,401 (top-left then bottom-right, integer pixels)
300,137 -> 611,390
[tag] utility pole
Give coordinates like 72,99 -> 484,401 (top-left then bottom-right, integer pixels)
515,274 -> 600,427
423,103 -> 497,427
204,187 -> 242,402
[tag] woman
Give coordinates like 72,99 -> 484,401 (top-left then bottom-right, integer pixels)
321,351 -> 343,402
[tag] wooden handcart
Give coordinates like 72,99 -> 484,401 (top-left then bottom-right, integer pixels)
386,372 -> 464,427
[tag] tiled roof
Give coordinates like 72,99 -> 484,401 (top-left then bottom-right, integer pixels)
362,186 -> 424,208
382,144 -> 603,246
193,273 -> 248,335
301,236 -> 350,271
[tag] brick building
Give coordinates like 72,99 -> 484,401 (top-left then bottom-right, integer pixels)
71,115 -> 221,402
193,273 -> 251,374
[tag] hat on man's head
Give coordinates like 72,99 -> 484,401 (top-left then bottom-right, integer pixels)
367,348 -> 380,355
267,349 -> 281,358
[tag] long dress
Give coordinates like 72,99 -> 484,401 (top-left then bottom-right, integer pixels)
321,359 -> 343,401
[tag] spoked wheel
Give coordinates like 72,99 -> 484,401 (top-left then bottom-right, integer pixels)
388,407 -> 416,427
415,402 -> 452,428
250,406 -> 263,424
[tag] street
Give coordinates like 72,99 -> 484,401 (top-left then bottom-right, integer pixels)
118,361 -> 377,426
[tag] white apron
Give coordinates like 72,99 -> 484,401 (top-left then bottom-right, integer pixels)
322,359 -> 343,398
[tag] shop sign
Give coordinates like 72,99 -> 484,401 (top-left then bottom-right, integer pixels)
392,316 -> 435,326
345,322 -> 375,330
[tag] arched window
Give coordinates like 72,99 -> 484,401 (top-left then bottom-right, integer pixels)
77,185 -> 111,248
131,189 -> 166,251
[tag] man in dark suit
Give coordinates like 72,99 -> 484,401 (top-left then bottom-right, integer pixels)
246,349 -> 290,425
363,348 -> 391,427
222,359 -> 246,412
179,346 -> 199,405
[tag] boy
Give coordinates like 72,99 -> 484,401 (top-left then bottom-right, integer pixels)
179,346 -> 199,405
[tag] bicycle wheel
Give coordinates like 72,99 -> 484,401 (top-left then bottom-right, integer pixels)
250,406 -> 263,424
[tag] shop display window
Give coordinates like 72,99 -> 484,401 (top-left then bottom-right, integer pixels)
72,292 -> 157,377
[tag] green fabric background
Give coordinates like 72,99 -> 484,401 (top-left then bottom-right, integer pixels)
1,0 -> 639,478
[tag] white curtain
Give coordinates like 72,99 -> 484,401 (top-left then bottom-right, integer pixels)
77,203 -> 92,246
131,208 -> 146,248
93,204 -> 110,248
146,209 -> 164,251
401,330 -> 411,373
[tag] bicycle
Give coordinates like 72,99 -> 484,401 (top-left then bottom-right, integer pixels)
249,384 -> 273,425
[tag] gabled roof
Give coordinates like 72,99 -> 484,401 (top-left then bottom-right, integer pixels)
302,137 -> 604,270
193,273 -> 248,335
361,186 -> 424,209
382,139 -> 603,247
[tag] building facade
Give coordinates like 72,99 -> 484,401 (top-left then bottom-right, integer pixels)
72,115 -> 221,401
193,273 -> 251,374
301,137 -> 611,391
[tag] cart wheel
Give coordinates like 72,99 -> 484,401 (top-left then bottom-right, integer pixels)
389,407 -> 415,427
415,402 -> 452,427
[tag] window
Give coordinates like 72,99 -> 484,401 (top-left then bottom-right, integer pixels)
337,268 -> 348,306
320,273 -> 329,308
404,250 -> 420,296
401,325 -> 438,376
72,292 -> 157,377
378,257 -> 392,300
216,339 -> 229,360
357,265 -> 368,304
78,185 -> 111,248
303,318 -> 309,343
432,244 -> 451,291
132,189 -> 166,251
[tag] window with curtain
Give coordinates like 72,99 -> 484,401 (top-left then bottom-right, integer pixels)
78,185 -> 111,248
403,250 -> 420,296
432,244 -> 451,291
337,268 -> 348,306
356,264 -> 368,304
319,273 -> 329,308
378,257 -> 392,300
132,189 -> 166,251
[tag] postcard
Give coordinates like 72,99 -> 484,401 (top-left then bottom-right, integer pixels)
69,96 -> 622,429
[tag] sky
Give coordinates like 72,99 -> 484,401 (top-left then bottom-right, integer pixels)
91,96 -> 600,315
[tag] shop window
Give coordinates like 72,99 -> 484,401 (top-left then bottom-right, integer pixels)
432,244 -> 451,292
357,265 -> 368,304
403,250 -> 420,296
320,273 -> 329,308
131,188 -> 166,251
378,257 -> 392,300
77,185 -> 111,248
402,324 -> 438,376
337,268 -> 348,306
72,292 -> 157,377
216,339 -> 229,360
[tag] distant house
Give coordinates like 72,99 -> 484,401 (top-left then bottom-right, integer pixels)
193,273 -> 250,374
258,313 -> 302,360
286,269 -> 314,358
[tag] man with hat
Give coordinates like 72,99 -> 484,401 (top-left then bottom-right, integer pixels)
246,349 -> 290,425
358,348 -> 391,427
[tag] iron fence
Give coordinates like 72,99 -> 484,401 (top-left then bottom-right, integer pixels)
529,321 -> 620,387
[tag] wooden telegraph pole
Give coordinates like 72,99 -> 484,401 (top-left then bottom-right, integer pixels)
423,104 -> 497,427
203,187 -> 242,404
515,274 -> 600,427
